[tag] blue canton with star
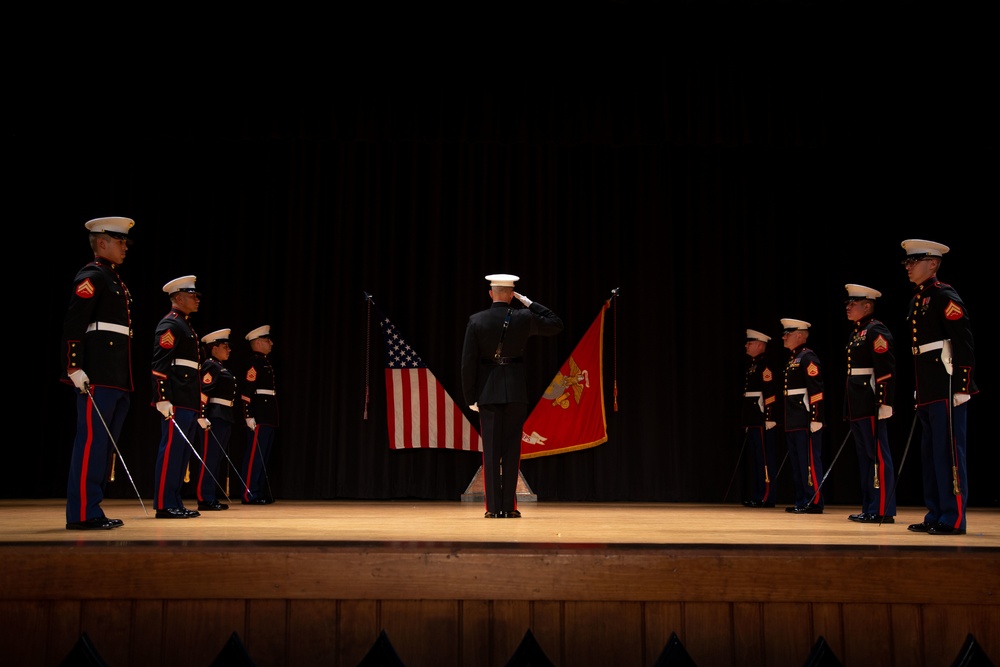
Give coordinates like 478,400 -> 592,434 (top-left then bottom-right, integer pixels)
381,317 -> 426,369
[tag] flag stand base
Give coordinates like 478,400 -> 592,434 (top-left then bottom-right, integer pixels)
460,465 -> 537,503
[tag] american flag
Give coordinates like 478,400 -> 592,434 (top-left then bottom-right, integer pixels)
378,310 -> 482,452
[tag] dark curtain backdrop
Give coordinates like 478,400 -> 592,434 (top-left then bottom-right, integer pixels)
13,28 -> 993,510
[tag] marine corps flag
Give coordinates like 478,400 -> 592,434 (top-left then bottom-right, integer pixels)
521,299 -> 609,459
374,303 -> 483,452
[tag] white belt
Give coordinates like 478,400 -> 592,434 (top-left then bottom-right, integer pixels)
786,388 -> 807,396
86,321 -> 130,336
209,398 -> 234,406
913,340 -> 944,356
849,367 -> 874,375
256,389 -> 276,395
172,359 -> 199,369
744,391 -> 762,398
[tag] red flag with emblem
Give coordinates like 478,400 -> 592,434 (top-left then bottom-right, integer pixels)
521,301 -> 609,459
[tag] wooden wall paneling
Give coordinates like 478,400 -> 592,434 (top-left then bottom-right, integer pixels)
157,599 -> 236,665
888,603 -> 923,667
459,599 -> 492,667
245,599 -> 290,666
965,604 -> 1000,667
563,601 -> 644,667
683,601 -> 735,667
287,600 -> 338,666
811,601 -> 844,660
841,602 -> 892,666
921,604 -> 997,667
491,599 -> 533,666
0,600 -> 48,667
762,602 -> 812,667
642,601 -> 684,664
78,599 -> 136,667
528,600 -> 564,666
380,600 -> 459,667
47,599 -> 82,666
337,599 -> 380,667
183,598 -> 248,660
732,601 -> 764,667
132,600 -> 165,667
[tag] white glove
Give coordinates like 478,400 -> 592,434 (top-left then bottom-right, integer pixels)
198,418 -> 211,430
246,417 -> 257,429
765,421 -> 776,430
513,292 -> 532,307
809,422 -> 822,433
953,392 -> 971,407
469,403 -> 479,413
156,401 -> 174,419
878,405 -> 893,420
69,369 -> 90,392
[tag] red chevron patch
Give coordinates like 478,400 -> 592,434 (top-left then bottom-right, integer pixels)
944,300 -> 964,320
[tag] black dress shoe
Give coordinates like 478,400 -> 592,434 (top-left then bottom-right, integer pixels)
484,511 -> 498,518
907,522 -> 932,532
928,524 -> 966,535
506,510 -> 521,518
106,517 -> 125,528
241,497 -> 268,505
198,501 -> 229,511
785,506 -> 801,513
181,507 -> 201,517
66,517 -> 116,531
155,508 -> 192,519
850,513 -> 895,523
745,500 -> 775,508
789,506 -> 823,514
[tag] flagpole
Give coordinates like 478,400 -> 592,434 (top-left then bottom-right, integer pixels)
363,291 -> 373,420
610,287 -> 619,412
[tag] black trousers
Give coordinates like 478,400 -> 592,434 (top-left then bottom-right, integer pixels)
479,402 -> 527,514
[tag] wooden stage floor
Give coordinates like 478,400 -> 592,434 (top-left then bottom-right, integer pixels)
2,498 -> 1000,547
2,500 -> 999,667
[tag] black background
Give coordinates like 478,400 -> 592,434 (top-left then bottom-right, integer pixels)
10,9 -> 994,510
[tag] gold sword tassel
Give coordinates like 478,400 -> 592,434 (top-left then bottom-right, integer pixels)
807,465 -> 813,487
953,467 -> 960,495
873,462 -> 879,489
110,453 -> 117,482
184,463 -> 191,483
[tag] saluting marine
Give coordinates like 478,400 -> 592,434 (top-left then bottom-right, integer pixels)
462,274 -> 563,519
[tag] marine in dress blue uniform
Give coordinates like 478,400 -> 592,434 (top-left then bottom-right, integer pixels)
196,328 -> 237,511
151,275 -> 204,519
780,318 -> 826,514
901,240 -> 977,536
843,284 -> 897,523
240,325 -> 278,504
62,217 -> 135,530
461,274 -> 563,518
741,329 -> 779,508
